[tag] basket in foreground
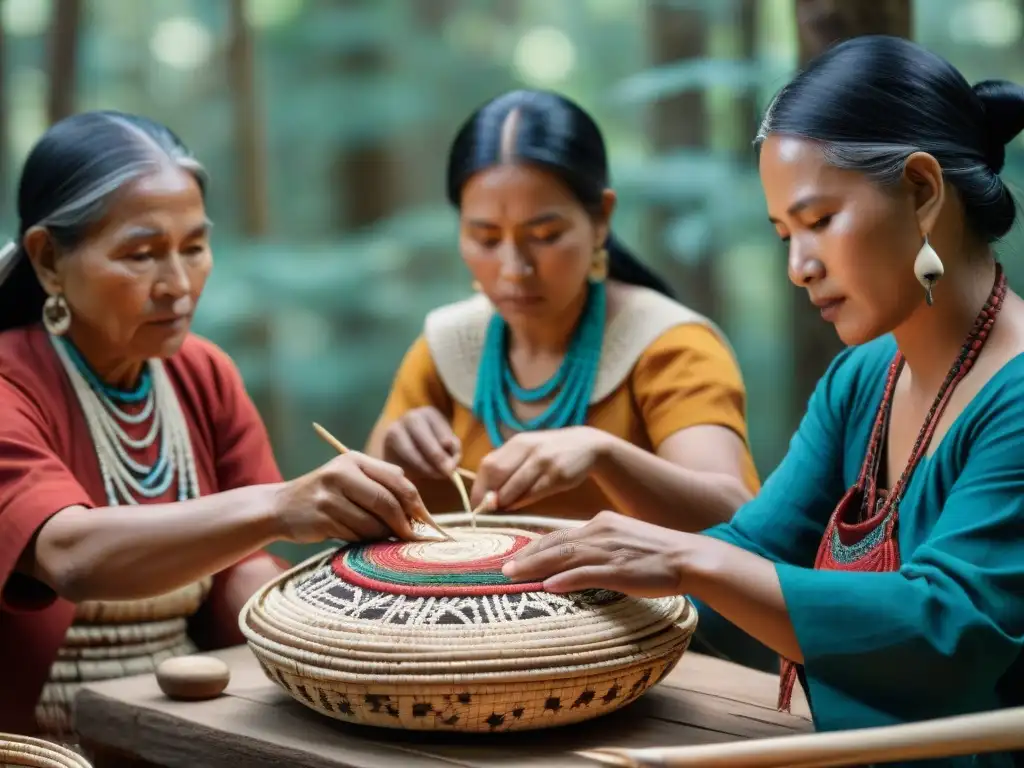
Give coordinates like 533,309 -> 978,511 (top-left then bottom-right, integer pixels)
0,733 -> 92,768
240,516 -> 697,732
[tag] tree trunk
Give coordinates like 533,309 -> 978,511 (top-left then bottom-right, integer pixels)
736,0 -> 760,148
0,13 -> 7,212
329,0 -> 399,231
228,0 -> 270,236
646,4 -> 715,317
796,0 -> 913,59
225,0 -> 287,478
788,0 -> 912,422
48,0 -> 82,125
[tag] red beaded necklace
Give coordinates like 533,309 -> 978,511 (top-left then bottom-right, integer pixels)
778,263 -> 1008,712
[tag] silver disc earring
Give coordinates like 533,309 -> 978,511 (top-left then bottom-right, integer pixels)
913,236 -> 944,306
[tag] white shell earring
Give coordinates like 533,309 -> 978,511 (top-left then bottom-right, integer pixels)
42,293 -> 72,336
913,236 -> 944,306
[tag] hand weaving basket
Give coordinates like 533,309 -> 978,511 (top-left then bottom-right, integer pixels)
239,514 -> 697,732
0,733 -> 92,767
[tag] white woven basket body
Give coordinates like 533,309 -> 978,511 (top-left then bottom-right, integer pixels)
0,734 -> 92,768
240,515 -> 697,732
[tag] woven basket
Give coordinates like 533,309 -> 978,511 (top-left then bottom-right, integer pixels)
74,577 -> 211,624
0,734 -> 91,768
42,615 -> 197,740
431,512 -> 586,534
240,515 -> 696,732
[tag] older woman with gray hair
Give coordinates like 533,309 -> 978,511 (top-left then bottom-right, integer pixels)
0,111 -> 435,741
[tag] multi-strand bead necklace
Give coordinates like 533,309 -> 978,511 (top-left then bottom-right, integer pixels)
50,335 -> 200,506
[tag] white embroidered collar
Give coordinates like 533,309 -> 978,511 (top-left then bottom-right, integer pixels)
423,282 -> 734,410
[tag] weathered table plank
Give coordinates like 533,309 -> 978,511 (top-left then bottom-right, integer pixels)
74,646 -> 811,768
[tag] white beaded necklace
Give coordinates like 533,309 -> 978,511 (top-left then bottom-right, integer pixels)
50,335 -> 200,505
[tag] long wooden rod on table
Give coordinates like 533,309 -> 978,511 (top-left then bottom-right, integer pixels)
577,704 -> 1024,767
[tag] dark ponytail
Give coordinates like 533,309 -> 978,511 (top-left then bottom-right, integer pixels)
756,36 -> 1024,244
446,89 -> 676,299
605,233 -> 675,297
0,110 -> 207,332
0,247 -> 47,331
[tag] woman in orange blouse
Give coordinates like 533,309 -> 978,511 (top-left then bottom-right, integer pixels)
367,90 -> 759,529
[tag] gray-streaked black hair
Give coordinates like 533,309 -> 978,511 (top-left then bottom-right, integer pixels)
0,110 -> 208,331
755,35 -> 1024,243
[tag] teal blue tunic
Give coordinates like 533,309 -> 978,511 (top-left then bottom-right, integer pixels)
698,335 -> 1024,768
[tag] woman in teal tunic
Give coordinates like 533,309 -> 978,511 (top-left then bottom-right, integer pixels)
501,36 -> 1024,768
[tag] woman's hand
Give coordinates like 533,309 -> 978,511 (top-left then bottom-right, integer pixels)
501,510 -> 692,598
380,407 -> 461,479
273,452 -> 435,543
471,427 -> 612,511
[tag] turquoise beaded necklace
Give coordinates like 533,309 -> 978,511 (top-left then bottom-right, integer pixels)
52,335 -> 197,503
59,336 -> 153,405
473,280 -> 606,447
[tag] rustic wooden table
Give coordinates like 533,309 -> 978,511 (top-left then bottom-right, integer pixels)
74,646 -> 812,767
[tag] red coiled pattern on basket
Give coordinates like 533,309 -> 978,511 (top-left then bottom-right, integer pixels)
331,531 -> 546,596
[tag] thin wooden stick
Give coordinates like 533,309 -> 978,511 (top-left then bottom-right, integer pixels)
450,471 -> 473,519
311,422 -> 451,540
312,422 -> 475,518
312,421 -> 474,481
467,491 -> 498,528
576,705 -> 1024,767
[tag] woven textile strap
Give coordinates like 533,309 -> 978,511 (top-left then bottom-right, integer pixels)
777,264 -> 1008,712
